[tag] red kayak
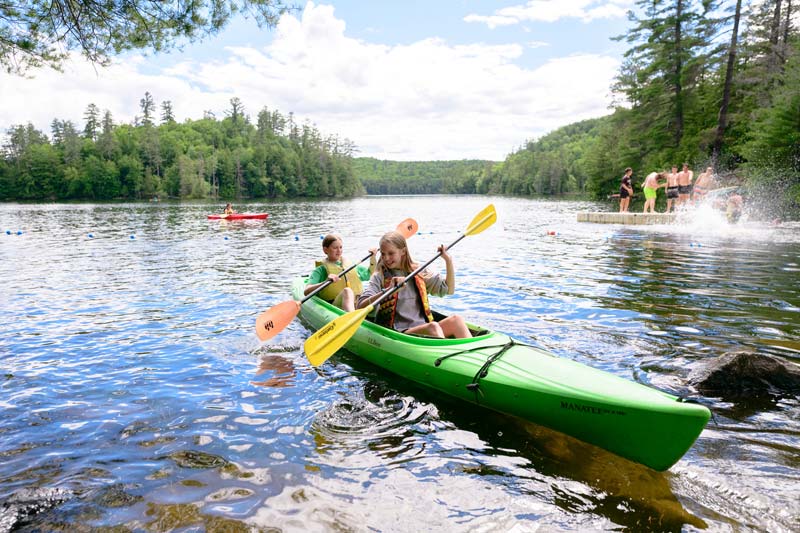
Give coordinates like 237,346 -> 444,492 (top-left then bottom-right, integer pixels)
207,213 -> 268,220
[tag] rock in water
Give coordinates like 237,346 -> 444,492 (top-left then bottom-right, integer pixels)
0,487 -> 72,532
691,352 -> 800,399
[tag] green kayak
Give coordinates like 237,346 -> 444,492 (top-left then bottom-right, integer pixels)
291,278 -> 710,471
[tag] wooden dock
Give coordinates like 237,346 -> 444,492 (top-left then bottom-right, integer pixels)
577,212 -> 677,225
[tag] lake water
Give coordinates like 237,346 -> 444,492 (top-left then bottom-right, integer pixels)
1,197 -> 798,532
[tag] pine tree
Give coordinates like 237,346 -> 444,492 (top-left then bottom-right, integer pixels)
140,92 -> 155,127
613,0 -> 721,159
161,101 -> 175,124
712,0 -> 743,164
228,97 -> 245,125
84,103 -> 100,140
97,110 -> 117,159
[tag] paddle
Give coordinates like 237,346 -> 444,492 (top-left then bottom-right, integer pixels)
254,217 -> 420,341
304,204 -> 497,367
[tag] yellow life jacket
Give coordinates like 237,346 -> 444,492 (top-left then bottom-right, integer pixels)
375,269 -> 434,329
315,259 -> 363,302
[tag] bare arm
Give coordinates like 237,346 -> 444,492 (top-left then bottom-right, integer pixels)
367,248 -> 377,275
439,245 -> 455,295
356,272 -> 383,309
303,274 -> 338,296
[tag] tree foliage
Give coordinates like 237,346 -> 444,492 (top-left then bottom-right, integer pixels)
352,159 -> 494,195
0,1 -> 292,75
2,1 -> 798,212
352,1 -> 799,209
444,0 -> 798,214
0,96 -> 363,201
581,0 -> 799,213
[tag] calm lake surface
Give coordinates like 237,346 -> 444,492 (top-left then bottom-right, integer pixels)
1,196 -> 798,532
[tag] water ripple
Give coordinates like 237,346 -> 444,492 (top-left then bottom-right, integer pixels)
1,198 -> 798,531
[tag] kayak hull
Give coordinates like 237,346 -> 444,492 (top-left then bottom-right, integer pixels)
291,278 -> 710,471
207,213 -> 268,220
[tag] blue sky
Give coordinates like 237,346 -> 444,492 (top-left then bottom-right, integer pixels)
1,0 -> 633,160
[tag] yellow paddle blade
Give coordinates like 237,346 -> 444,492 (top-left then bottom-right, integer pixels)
464,204 -> 497,236
396,218 -> 419,239
255,300 -> 301,341
304,306 -> 374,366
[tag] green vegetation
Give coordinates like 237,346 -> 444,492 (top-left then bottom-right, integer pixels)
0,96 -> 363,200
583,0 -> 800,212
478,0 -> 799,214
1,0 -> 798,212
353,158 -> 494,194
351,118 -> 603,197
0,1 -> 290,75
353,0 -> 799,213
476,118 -> 602,196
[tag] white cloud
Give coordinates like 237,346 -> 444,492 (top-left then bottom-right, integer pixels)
527,41 -> 550,48
0,1 -> 619,160
462,14 -> 519,30
465,0 -> 632,27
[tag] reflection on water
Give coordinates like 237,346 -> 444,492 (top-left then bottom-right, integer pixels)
251,349 -> 298,388
1,198 -> 798,531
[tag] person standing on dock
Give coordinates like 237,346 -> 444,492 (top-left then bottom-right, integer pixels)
665,166 -> 680,213
677,163 -> 694,207
619,167 -> 634,213
693,167 -> 714,202
642,172 -> 667,213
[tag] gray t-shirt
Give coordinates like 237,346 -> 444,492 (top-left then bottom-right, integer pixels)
358,268 -> 448,331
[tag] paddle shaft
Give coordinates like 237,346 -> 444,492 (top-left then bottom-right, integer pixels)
302,205 -> 494,365
369,232 -> 466,310
302,251 -> 374,304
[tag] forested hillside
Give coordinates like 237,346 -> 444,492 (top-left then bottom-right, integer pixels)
353,158 -> 495,194
0,96 -> 363,201
579,0 -> 799,209
474,118 -> 603,196
2,0 -> 798,210
352,118 -> 602,197
356,0 -> 799,211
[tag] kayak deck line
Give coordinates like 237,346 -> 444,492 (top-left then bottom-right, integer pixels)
461,340 -> 517,394
291,277 -> 711,471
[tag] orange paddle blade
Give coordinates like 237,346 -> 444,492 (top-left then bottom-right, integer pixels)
396,218 -> 419,239
255,300 -> 301,341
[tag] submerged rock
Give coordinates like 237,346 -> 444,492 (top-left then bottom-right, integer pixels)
0,487 -> 72,532
691,352 -> 800,399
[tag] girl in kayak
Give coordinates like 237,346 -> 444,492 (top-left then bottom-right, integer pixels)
223,203 -> 235,215
357,231 -> 471,339
304,234 -> 376,312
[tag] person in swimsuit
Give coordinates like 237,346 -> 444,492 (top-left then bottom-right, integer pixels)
665,166 -> 679,213
619,167 -> 634,213
677,163 -> 694,207
642,172 -> 667,213
726,192 -> 744,223
693,167 -> 714,202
